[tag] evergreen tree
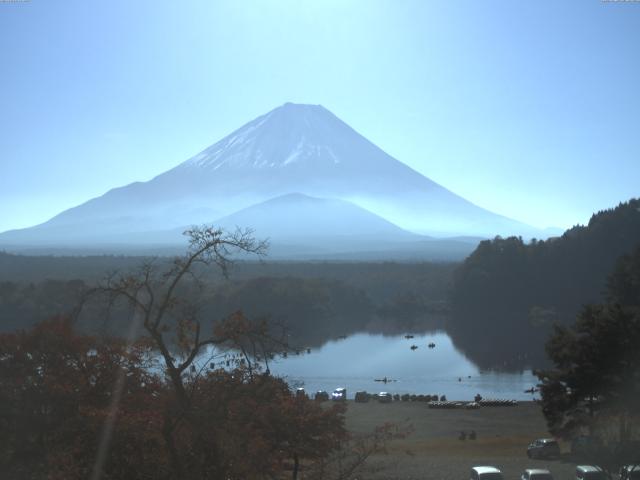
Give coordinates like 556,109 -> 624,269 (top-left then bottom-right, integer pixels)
537,246 -> 640,448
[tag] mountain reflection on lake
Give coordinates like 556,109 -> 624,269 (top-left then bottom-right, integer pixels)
268,333 -> 539,400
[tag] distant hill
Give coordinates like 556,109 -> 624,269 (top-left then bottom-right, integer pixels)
0,192 -> 482,260
448,198 -> 640,370
210,193 -> 419,242
197,193 -> 478,259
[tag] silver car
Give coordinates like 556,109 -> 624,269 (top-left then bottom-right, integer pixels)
576,465 -> 607,480
527,438 -> 561,459
471,466 -> 504,480
522,469 -> 554,480
378,391 -> 392,403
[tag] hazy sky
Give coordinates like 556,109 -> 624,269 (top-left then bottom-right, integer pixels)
1,0 -> 638,233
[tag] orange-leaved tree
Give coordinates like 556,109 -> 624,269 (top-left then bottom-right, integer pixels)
0,317 -> 166,480
0,315 -> 349,480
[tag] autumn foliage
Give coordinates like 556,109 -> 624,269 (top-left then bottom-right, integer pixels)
0,317 -> 165,479
0,316 -> 347,479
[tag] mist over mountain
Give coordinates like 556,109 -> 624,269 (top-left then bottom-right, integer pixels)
0,102 -> 546,256
208,193 -> 484,260
212,192 -> 420,245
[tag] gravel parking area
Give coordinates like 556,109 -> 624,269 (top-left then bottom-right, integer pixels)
342,400 -> 578,480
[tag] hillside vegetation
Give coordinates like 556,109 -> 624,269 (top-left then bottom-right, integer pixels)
0,258 -> 454,348
449,198 -> 640,369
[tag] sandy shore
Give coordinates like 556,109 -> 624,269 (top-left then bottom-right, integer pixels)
342,400 -> 578,480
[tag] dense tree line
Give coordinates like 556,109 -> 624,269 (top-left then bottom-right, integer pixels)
0,279 -> 88,332
449,198 -> 640,370
0,268 -> 451,349
0,253 -> 455,306
0,252 -> 144,283
0,275 -> 447,349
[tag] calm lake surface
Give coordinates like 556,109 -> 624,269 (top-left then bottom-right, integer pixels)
266,333 -> 539,401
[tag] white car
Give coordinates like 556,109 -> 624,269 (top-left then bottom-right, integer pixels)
331,387 -> 346,401
522,469 -> 554,480
471,466 -> 504,480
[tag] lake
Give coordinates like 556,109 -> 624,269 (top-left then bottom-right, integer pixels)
266,332 -> 539,401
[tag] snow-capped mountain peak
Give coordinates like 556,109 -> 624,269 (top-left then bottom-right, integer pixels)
0,102 -> 544,249
182,103 -> 355,171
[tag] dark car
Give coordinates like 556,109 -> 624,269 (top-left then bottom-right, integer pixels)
314,390 -> 329,402
354,391 -> 369,403
619,465 -> 640,480
527,438 -> 561,459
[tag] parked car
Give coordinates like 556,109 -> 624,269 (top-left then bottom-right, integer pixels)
378,392 -> 392,403
315,390 -> 329,402
619,465 -> 640,480
528,438 -> 561,459
575,465 -> 607,480
521,468 -> 554,480
295,387 -> 306,398
470,466 -> 504,480
331,387 -> 346,401
354,391 -> 369,403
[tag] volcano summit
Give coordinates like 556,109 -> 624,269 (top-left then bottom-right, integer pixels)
0,103 -> 541,256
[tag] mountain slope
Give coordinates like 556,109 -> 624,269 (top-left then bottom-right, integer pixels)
0,102 -> 540,248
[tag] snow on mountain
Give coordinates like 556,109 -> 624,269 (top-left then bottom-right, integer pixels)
182,103 -> 350,171
0,102 -> 544,251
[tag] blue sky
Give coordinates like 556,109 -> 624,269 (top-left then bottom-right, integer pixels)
1,0 -> 638,233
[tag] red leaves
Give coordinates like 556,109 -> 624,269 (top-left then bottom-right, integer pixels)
1,318 -> 348,479
188,370 -> 347,478
0,317 -> 165,479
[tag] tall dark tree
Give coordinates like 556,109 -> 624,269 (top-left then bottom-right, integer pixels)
537,245 -> 640,446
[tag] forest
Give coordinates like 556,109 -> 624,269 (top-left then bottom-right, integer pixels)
449,198 -> 640,369
0,254 -> 454,349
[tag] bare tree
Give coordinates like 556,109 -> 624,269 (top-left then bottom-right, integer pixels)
79,226 -> 276,477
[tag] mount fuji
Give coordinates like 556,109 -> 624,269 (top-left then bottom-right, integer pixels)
0,102 -> 542,256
